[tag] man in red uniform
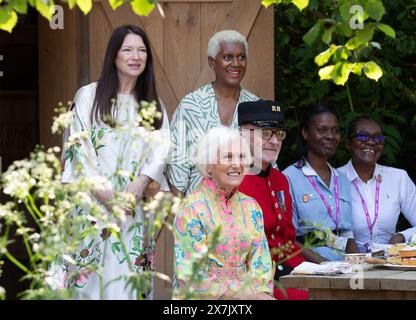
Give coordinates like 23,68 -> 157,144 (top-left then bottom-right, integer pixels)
237,100 -> 308,300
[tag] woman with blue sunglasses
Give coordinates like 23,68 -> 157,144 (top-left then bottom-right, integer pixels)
338,116 -> 416,252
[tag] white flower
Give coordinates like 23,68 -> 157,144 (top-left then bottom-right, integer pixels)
74,191 -> 94,207
84,175 -> 112,191
107,223 -> 120,233
3,170 -> 36,198
111,205 -> 127,223
52,110 -> 73,134
66,131 -> 89,147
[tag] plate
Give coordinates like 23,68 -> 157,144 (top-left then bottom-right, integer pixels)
374,263 -> 416,271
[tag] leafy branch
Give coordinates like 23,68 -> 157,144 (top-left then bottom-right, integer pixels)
0,0 -> 159,32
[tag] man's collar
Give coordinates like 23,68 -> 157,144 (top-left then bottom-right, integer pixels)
248,164 -> 272,177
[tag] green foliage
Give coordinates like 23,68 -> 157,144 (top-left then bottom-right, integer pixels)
130,0 -> 155,16
0,0 -> 158,32
0,102 -> 177,299
263,0 -> 309,11
298,0 -> 395,87
273,0 -> 416,182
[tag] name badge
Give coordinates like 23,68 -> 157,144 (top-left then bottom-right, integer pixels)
327,234 -> 348,251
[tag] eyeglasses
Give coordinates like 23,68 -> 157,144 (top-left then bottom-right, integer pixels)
350,131 -> 386,144
260,129 -> 287,141
243,128 -> 287,141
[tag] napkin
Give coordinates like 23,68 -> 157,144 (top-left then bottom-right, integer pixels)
291,261 -> 353,275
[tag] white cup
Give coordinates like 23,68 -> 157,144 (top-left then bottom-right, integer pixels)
344,253 -> 366,265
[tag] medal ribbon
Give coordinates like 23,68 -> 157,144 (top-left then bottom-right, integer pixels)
307,169 -> 340,234
352,178 -> 380,238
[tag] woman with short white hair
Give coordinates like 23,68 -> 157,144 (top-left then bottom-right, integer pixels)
167,30 -> 259,196
172,126 -> 275,300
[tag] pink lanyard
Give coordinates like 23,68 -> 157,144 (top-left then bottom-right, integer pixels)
352,178 -> 380,238
307,170 -> 340,234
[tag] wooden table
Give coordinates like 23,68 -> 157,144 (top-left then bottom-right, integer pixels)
280,265 -> 416,299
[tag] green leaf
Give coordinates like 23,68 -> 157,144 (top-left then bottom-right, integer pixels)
67,0 -> 77,9
77,0 -> 93,15
303,22 -> 321,46
351,63 -> 363,75
318,65 -> 335,81
339,1 -> 351,22
0,10 -> 18,33
321,26 -> 334,45
331,62 -> 354,86
314,45 -> 339,67
109,0 -> 124,10
97,128 -> 105,139
12,0 -> 28,14
111,242 -> 121,253
336,22 -> 353,37
379,109 -> 407,125
133,237 -> 142,249
87,239 -> 94,249
356,23 -> 376,43
292,0 -> 309,11
130,0 -> 155,16
262,0 -> 282,8
364,0 -> 386,22
332,47 -> 351,62
345,37 -> 363,50
363,61 -> 383,81
376,23 -> 396,39
35,0 -> 55,20
383,124 -> 402,143
369,41 -> 381,50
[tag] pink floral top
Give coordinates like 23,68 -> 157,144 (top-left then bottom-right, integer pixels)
173,178 -> 274,299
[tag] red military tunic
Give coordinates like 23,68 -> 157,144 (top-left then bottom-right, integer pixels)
239,165 -> 308,300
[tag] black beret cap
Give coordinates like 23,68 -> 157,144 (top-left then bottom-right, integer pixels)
238,100 -> 286,128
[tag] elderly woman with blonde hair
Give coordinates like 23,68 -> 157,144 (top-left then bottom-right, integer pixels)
167,30 -> 259,196
172,126 -> 275,300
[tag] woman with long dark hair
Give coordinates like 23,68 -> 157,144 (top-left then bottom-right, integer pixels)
61,25 -> 169,299
283,104 -> 359,262
338,116 -> 416,252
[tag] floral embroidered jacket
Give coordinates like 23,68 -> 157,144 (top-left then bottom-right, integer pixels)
173,178 -> 274,299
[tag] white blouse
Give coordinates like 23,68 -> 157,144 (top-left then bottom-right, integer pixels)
338,160 -> 416,249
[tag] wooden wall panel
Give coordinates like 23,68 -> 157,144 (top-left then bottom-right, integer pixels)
241,6 -> 274,100
38,8 -> 79,148
141,9 -> 165,67
200,3 -> 229,75
192,0 -> 263,90
163,3 -> 202,100
89,4 -> 113,81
